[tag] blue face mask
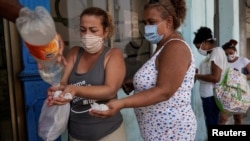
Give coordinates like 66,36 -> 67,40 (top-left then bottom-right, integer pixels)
144,23 -> 163,44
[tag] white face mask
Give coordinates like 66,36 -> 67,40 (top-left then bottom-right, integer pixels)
227,54 -> 236,61
198,48 -> 208,56
81,34 -> 104,54
197,43 -> 208,56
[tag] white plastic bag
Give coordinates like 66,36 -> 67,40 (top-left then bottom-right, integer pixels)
38,91 -> 72,141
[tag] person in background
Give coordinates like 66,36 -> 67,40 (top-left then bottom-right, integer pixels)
220,39 -> 250,125
193,27 -> 228,127
0,0 -> 23,22
47,7 -> 127,141
90,0 -> 197,140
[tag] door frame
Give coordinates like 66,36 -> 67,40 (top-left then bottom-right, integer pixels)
3,19 -> 26,141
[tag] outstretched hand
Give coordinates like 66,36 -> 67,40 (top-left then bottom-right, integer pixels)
46,84 -> 73,106
89,99 -> 124,118
37,34 -> 67,69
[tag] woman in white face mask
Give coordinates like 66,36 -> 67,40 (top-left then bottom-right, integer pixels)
46,7 -> 127,141
221,39 -> 250,125
193,27 -> 229,128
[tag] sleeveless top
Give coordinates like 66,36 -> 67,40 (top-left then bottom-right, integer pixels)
68,47 -> 123,140
133,39 -> 197,141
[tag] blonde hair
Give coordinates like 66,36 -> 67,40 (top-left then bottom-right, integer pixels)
80,7 -> 114,38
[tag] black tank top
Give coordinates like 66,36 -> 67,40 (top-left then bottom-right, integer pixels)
68,47 -> 123,140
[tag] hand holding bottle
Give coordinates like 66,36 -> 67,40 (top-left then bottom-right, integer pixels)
37,34 -> 67,70
16,6 -> 65,86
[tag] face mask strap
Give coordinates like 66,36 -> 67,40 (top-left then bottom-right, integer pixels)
199,42 -> 204,49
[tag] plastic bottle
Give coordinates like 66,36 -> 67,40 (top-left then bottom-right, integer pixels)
16,6 -> 64,86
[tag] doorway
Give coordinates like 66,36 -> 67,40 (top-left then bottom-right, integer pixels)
0,17 -> 13,141
0,18 -> 26,141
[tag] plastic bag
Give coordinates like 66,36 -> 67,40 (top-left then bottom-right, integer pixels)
214,68 -> 250,113
38,91 -> 72,141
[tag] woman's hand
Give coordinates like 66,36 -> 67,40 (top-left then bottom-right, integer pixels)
0,0 -> 23,22
89,99 -> 124,118
56,34 -> 67,65
38,34 -> 67,69
122,78 -> 134,95
46,84 -> 73,106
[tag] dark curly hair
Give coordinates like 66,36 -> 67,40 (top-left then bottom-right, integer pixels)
145,0 -> 186,30
193,27 -> 215,44
222,39 -> 237,51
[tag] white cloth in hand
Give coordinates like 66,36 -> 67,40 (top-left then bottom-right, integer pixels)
91,102 -> 109,111
53,91 -> 72,100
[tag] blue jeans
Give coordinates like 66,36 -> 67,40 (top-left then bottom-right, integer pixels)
201,96 -> 220,126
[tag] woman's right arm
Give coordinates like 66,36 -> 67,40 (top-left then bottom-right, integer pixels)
60,47 -> 79,84
195,61 -> 222,83
46,47 -> 79,106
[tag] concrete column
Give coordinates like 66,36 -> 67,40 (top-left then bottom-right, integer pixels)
239,1 -> 248,57
218,0 -> 240,46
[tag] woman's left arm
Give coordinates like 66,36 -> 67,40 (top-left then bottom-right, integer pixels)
118,40 -> 191,108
